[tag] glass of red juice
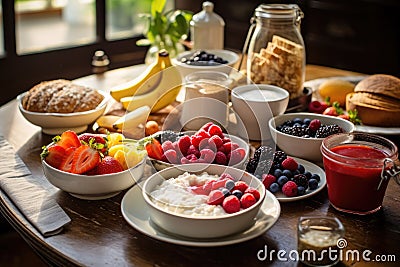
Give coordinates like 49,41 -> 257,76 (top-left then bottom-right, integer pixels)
321,133 -> 398,215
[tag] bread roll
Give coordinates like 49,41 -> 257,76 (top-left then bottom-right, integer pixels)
346,74 -> 400,127
22,79 -> 104,113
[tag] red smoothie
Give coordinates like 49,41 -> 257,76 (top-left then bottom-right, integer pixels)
322,144 -> 389,214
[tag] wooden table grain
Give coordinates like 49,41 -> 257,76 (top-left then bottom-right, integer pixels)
0,65 -> 399,267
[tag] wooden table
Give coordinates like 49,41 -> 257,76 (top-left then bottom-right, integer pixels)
1,65 -> 399,267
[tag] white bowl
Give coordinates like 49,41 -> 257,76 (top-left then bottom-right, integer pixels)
268,113 -> 355,162
150,131 -> 250,171
172,49 -> 239,78
42,156 -> 146,200
142,163 -> 266,238
231,84 -> 289,141
17,90 -> 109,135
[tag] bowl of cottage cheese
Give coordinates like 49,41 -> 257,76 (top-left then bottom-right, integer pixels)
142,163 -> 266,239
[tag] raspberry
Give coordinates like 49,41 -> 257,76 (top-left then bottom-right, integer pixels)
222,137 -> 231,143
207,190 -> 225,205
201,122 -> 214,131
222,195 -> 241,213
186,145 -> 200,158
240,193 -> 257,209
234,181 -> 248,193
214,151 -> 227,165
228,147 -> 246,166
197,129 -> 211,139
161,140 -> 174,152
244,187 -> 260,200
308,119 -> 321,132
208,124 -> 223,137
200,148 -> 215,163
208,135 -> 223,148
180,157 -> 190,164
199,138 -> 212,151
191,135 -> 203,148
281,157 -> 298,171
164,149 -> 179,164
222,142 -> 238,153
177,135 -> 191,155
262,174 -> 276,189
282,181 -> 298,197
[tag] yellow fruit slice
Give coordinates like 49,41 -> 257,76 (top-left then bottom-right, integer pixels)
113,150 -> 128,170
318,79 -> 355,107
108,133 -> 124,147
108,144 -> 130,157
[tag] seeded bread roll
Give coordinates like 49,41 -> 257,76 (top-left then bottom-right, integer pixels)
22,80 -> 104,113
346,74 -> 400,127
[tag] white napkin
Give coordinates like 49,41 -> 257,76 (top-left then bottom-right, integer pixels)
0,136 -> 71,236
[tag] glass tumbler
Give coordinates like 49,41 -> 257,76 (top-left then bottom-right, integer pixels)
298,216 -> 345,267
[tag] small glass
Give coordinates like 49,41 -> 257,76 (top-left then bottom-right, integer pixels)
297,216 -> 345,267
321,133 -> 399,215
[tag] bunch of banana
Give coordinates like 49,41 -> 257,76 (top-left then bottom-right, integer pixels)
110,50 -> 183,113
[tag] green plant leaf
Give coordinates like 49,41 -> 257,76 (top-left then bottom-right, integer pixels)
151,0 -> 166,17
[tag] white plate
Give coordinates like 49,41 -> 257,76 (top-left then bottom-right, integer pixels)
304,76 -> 400,135
274,157 -> 326,202
121,183 -> 281,247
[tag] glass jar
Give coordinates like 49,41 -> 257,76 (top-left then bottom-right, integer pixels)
243,4 -> 305,99
321,133 -> 399,215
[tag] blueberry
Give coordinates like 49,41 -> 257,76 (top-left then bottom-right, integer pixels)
293,118 -> 303,124
282,169 -> 293,178
303,118 -> 311,125
297,164 -> 305,174
310,173 -> 321,182
308,179 -> 319,190
225,180 -> 235,191
297,186 -> 306,196
277,175 -> 289,186
232,190 -> 243,199
293,123 -> 302,128
269,182 -> 280,193
304,171 -> 312,180
273,168 -> 283,178
220,188 -> 231,197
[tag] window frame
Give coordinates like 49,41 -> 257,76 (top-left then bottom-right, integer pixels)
0,0 -> 148,106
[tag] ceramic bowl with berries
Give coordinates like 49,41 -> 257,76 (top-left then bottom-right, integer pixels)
268,113 -> 355,162
41,131 -> 147,200
142,163 -> 276,239
172,49 -> 239,77
146,122 -> 250,171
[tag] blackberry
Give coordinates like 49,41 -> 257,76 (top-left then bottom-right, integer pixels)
315,125 -> 343,138
254,146 -> 274,162
154,130 -> 181,143
246,158 -> 258,174
273,151 -> 287,164
254,159 -> 273,178
281,125 -> 310,137
291,174 -> 309,190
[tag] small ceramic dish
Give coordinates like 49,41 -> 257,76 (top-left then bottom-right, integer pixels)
17,90 -> 109,135
142,163 -> 266,239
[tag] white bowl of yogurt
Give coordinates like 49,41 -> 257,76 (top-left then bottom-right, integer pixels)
231,84 -> 289,141
142,163 -> 266,239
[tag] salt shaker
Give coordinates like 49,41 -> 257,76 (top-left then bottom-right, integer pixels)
190,2 -> 225,50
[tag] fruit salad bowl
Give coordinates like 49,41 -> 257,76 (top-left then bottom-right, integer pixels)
147,125 -> 250,171
268,113 -> 355,162
142,163 -> 269,239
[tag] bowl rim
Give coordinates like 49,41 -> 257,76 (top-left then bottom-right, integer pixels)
231,84 -> 290,104
173,49 -> 239,67
17,89 -> 110,117
42,155 -> 146,179
142,163 -> 266,220
268,112 -> 355,141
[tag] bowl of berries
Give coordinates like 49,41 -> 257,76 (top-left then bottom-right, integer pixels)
268,113 -> 355,162
41,131 -> 147,200
142,163 -> 277,239
146,122 -> 250,171
172,49 -> 239,77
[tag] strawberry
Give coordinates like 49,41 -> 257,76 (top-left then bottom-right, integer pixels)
222,195 -> 241,213
145,138 -> 163,160
322,101 -> 343,116
54,130 -> 81,149
59,147 -> 76,173
70,145 -> 100,174
207,190 -> 225,205
78,133 -> 108,154
40,144 -> 66,168
240,193 -> 257,209
281,157 -> 298,171
94,156 -> 124,175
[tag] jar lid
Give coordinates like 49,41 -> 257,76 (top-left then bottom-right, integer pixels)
254,4 -> 303,21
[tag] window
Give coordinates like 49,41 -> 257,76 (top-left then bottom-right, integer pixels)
0,0 -> 167,106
